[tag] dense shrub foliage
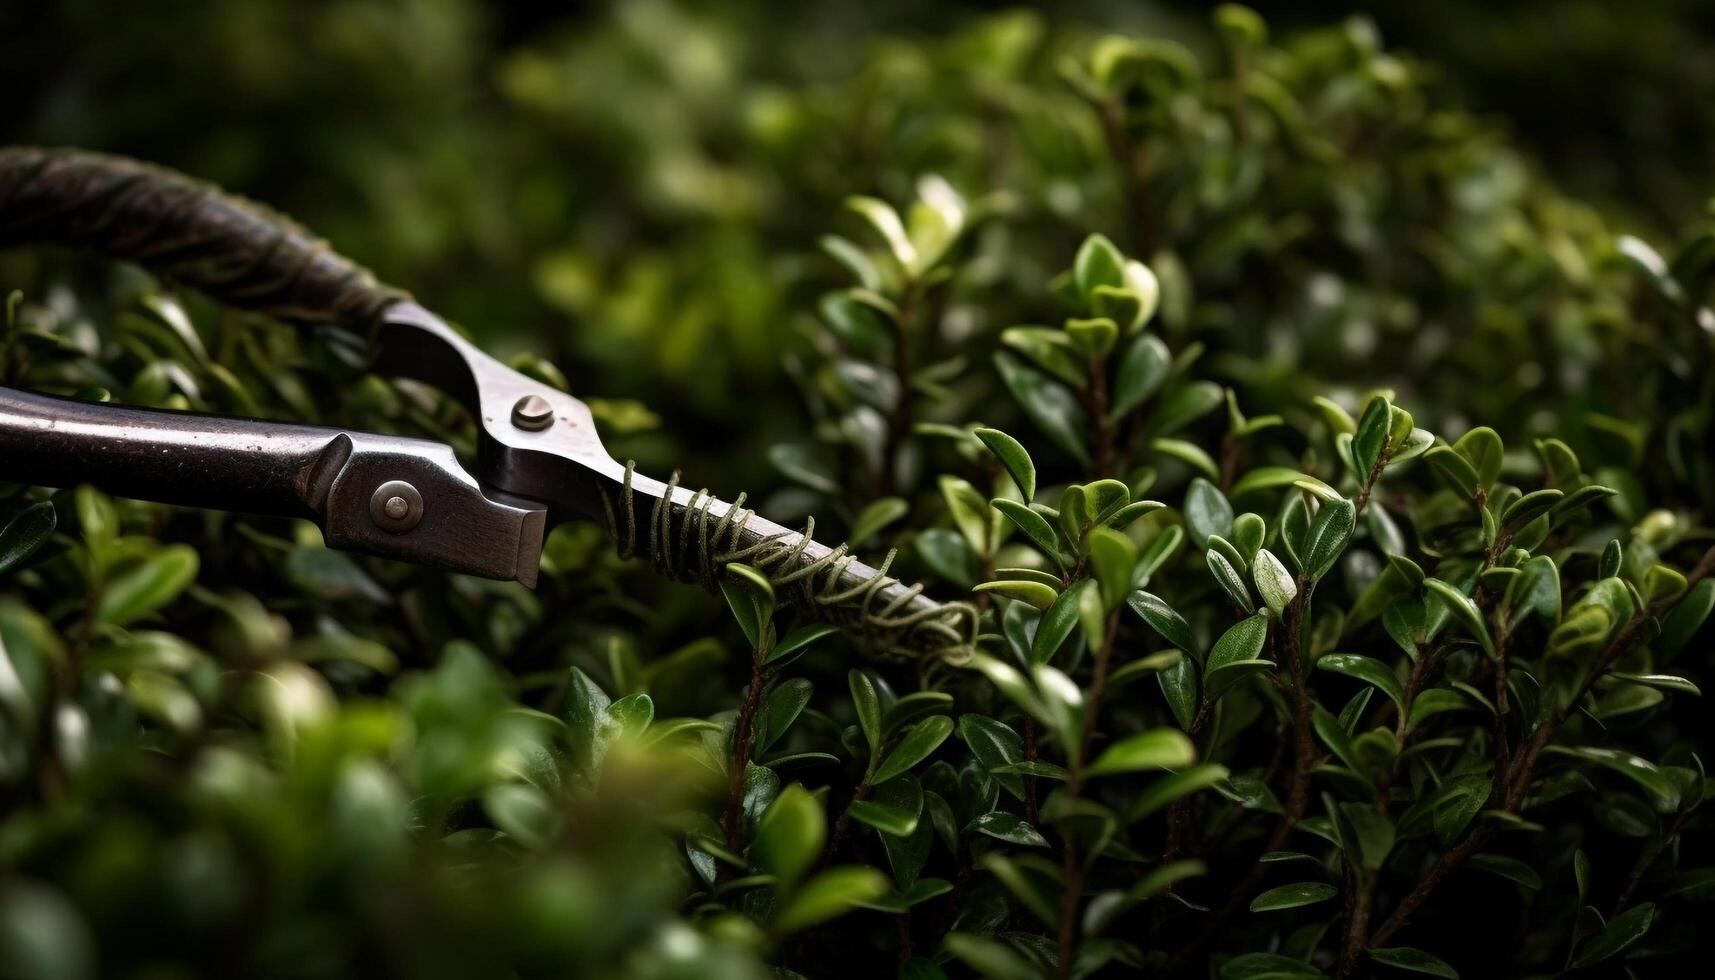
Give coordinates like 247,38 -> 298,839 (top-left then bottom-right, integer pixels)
3,6 -> 1713,979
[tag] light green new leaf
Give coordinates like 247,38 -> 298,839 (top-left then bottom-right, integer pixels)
973,578 -> 1058,610
1452,426 -> 1503,488
756,785 -> 825,885
97,545 -> 199,626
974,427 -> 1036,501
1087,728 -> 1196,776
847,195 -> 917,271
774,865 -> 890,934
1253,548 -> 1297,617
1074,233 -> 1126,297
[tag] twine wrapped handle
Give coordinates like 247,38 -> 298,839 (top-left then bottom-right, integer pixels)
0,146 -> 406,329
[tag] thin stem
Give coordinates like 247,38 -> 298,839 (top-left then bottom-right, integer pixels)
1054,607 -> 1123,979
1095,98 -> 1151,253
1084,354 -> 1113,478
721,654 -> 768,875
879,283 -> 918,497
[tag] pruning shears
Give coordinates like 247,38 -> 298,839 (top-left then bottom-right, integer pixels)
0,148 -> 974,657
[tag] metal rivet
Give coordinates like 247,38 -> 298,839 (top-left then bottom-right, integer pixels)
370,480 -> 423,533
511,394 -> 555,431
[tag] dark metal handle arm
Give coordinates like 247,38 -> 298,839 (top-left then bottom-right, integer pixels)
0,387 -> 544,583
0,147 -> 405,328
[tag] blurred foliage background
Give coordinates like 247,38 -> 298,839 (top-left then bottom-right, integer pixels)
5,0 -> 1714,496
4,1 -> 1715,977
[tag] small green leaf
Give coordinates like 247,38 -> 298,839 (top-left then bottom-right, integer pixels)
992,499 -> 1064,566
1250,882 -> 1337,912
1127,591 -> 1197,655
995,353 -> 1091,465
1500,489 -> 1563,534
1157,655 -> 1198,730
1367,947 -> 1458,978
960,715 -> 1025,798
1424,578 -> 1495,659
848,497 -> 909,548
848,775 -> 923,837
1033,580 -> 1091,664
1153,381 -> 1226,436
1568,902 -> 1654,969
1206,546 -> 1255,614
720,564 -> 776,649
756,678 -> 813,753
1229,466 -> 1310,499
1110,333 -> 1171,421
1316,654 -> 1404,712
1087,728 -> 1196,776
871,715 -> 954,784
847,195 -> 917,271
1424,446 -> 1480,499
974,427 -> 1037,501
0,502 -> 56,575
774,865 -> 890,934
1301,498 -> 1356,583
1205,614 -> 1271,698
1467,854 -> 1543,890
1065,316 -> 1118,357
1545,746 -> 1681,812
1184,477 -> 1234,546
1087,528 -> 1137,611
1127,764 -> 1231,820
756,785 -> 825,885
1453,426 -> 1504,488
968,811 -> 1049,847
96,545 -> 199,626
1534,437 -> 1581,487
766,624 -> 840,666
1074,233 -> 1126,297
849,670 -> 883,752
973,578 -> 1058,610
1221,953 -> 1327,979
1352,395 -> 1393,477
941,476 -> 994,556
1253,548 -> 1298,617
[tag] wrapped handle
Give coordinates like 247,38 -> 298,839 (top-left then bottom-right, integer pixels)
0,146 -> 406,328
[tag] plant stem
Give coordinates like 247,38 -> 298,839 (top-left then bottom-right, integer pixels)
1083,354 -> 1113,478
880,283 -> 918,497
1338,870 -> 1374,979
1053,607 -> 1122,979
1095,98 -> 1152,253
721,654 -> 767,872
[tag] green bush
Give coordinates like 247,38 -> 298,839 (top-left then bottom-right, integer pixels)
3,6 -> 1712,980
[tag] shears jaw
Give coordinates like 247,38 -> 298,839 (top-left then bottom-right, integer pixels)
373,301 -> 627,530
